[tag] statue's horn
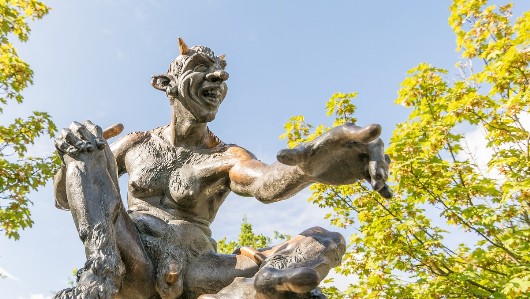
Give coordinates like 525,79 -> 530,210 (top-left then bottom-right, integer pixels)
178,37 -> 189,55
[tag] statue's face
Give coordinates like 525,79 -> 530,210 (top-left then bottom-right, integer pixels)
172,52 -> 228,123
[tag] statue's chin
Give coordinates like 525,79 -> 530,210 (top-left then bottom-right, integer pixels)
193,112 -> 216,123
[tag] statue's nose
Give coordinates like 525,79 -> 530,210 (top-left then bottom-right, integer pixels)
206,70 -> 229,82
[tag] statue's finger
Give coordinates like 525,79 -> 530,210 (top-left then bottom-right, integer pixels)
69,121 -> 91,139
54,138 -> 70,154
70,121 -> 95,152
367,139 -> 390,192
342,123 -> 381,143
83,120 -> 104,139
54,137 -> 79,157
61,128 -> 85,151
83,120 -> 106,149
277,148 -> 305,166
93,138 -> 106,150
378,184 -> 393,199
369,161 -> 388,189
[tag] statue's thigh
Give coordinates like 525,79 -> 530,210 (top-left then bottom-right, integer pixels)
115,210 -> 157,298
185,252 -> 259,297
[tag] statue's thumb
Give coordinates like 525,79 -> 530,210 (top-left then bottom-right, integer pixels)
277,148 -> 304,166
103,123 -> 124,140
351,124 -> 381,143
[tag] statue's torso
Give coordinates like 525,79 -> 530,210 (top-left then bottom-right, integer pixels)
120,128 -> 238,230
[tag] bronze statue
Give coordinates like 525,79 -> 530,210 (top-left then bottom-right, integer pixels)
52,38 -> 391,299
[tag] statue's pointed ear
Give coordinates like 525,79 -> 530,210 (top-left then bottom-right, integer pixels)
151,74 -> 173,91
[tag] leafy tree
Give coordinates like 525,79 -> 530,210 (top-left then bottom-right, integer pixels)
0,0 -> 58,239
217,217 -> 289,254
282,1 -> 530,298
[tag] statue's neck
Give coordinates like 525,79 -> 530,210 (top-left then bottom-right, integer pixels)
167,102 -> 208,148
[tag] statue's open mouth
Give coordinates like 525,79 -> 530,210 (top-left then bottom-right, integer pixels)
200,86 -> 222,105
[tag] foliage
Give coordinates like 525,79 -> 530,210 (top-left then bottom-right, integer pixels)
67,268 -> 78,287
217,217 -> 290,254
0,0 -> 59,240
281,1 -> 530,298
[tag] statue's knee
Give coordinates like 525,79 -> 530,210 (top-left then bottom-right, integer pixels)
301,226 -> 345,245
299,227 -> 346,258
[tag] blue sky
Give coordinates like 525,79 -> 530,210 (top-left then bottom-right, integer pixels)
1,1 -> 529,298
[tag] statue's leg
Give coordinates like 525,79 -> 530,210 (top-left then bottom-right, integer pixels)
185,251 -> 261,298
115,210 -> 156,298
54,160 -> 156,299
253,226 -> 346,298
194,226 -> 346,299
53,122 -> 155,299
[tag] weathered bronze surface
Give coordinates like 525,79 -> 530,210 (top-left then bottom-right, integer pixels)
52,38 -> 391,299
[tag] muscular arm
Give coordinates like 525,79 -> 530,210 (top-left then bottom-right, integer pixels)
228,147 -> 314,203
54,139 -> 121,210
228,123 -> 392,202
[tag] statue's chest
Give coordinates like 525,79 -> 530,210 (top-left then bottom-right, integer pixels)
126,141 -> 233,203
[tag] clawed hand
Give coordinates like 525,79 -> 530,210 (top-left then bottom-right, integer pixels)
54,120 -> 106,157
277,123 -> 392,198
54,121 -> 124,166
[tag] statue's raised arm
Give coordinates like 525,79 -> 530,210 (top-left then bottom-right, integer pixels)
52,38 -> 391,299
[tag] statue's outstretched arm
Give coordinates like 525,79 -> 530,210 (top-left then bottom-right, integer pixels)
228,123 -> 392,203
228,148 -> 313,203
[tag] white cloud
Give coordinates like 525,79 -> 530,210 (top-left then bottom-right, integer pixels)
460,124 -> 497,178
519,112 -> 530,131
459,112 -> 530,180
0,265 -> 19,281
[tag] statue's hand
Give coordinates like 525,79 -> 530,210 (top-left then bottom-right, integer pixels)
54,120 -> 108,166
277,123 -> 392,198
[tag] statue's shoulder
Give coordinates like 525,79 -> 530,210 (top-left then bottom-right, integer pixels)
110,130 -> 152,154
225,144 -> 257,161
111,124 -> 170,150
110,128 -> 161,172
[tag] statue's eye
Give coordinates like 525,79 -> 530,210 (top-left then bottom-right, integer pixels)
194,64 -> 209,72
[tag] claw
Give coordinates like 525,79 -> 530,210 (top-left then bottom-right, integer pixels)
67,147 -> 79,156
75,141 -> 87,152
54,139 -> 67,153
94,138 -> 106,150
378,184 -> 393,198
